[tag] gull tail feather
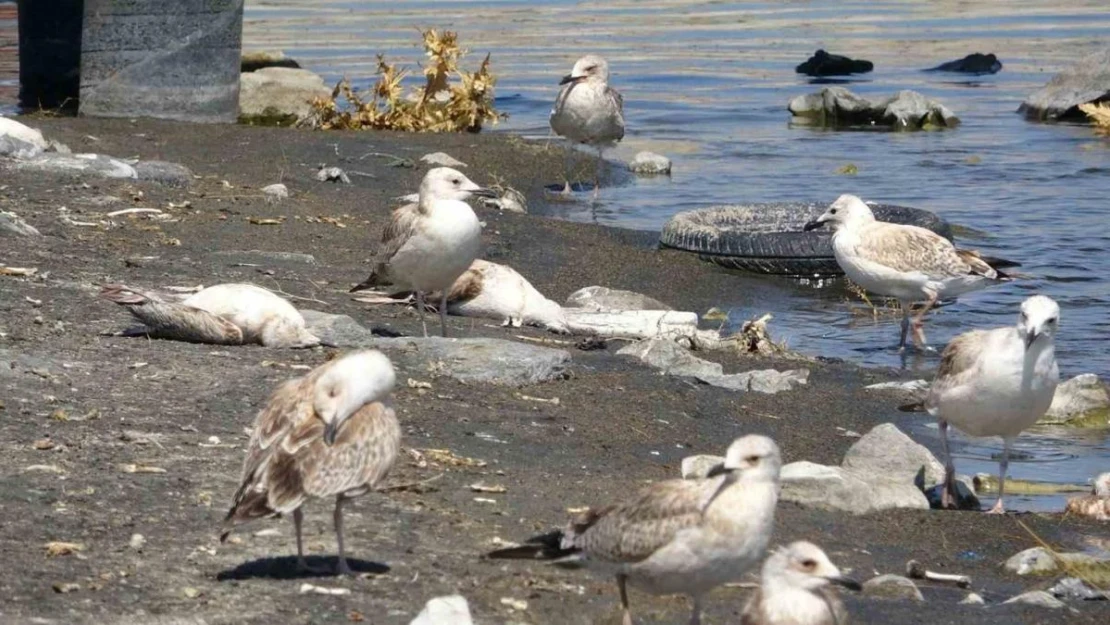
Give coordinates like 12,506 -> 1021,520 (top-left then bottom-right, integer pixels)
349,268 -> 391,293
486,530 -> 580,562
898,400 -> 927,413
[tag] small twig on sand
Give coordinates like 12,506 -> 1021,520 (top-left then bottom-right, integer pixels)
380,472 -> 445,493
106,208 -> 163,217
513,335 -> 574,346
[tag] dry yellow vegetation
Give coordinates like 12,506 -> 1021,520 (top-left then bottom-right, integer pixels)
1079,102 -> 1110,134
302,29 -> 503,133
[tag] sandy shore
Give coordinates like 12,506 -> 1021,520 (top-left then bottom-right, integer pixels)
0,118 -> 1106,624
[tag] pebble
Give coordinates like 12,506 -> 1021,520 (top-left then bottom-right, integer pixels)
128,533 -> 146,551
261,183 -> 289,200
960,592 -> 985,605
862,574 -> 925,601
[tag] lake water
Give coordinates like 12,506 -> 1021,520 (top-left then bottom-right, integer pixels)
2,0 -> 1108,508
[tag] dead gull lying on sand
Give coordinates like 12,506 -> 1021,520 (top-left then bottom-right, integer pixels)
488,435 -> 781,625
1065,472 -> 1110,521
919,295 -> 1060,513
740,541 -> 860,625
804,194 -> 1018,351
550,54 -> 625,199
350,167 -> 496,337
220,350 -> 400,575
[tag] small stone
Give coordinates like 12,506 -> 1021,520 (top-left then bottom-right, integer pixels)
420,152 -> 467,168
1049,576 -> 1108,601
299,583 -> 351,596
128,534 -> 146,551
183,587 -> 200,599
628,151 -> 671,175
681,455 -> 725,479
410,595 -> 474,625
960,592 -> 985,605
500,597 -> 528,611
33,438 -> 56,450
253,528 -> 282,537
862,574 -> 925,601
53,582 -> 82,593
1003,590 -> 1065,609
315,166 -> 351,184
261,183 -> 289,200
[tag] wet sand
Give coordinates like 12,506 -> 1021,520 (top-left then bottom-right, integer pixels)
0,117 -> 1107,624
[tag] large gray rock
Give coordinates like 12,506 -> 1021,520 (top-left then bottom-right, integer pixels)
0,211 -> 41,237
1019,48 -> 1110,121
566,286 -> 673,312
616,338 -> 808,394
11,153 -> 137,179
0,117 -> 48,158
842,423 -> 945,490
410,595 -> 474,625
1042,374 -> 1110,426
239,67 -> 330,122
1004,546 -> 1110,576
789,86 -> 959,130
134,160 -> 193,187
862,574 -> 925,601
302,311 -> 571,386
780,461 -> 930,514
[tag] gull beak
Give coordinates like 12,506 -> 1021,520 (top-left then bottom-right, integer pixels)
470,187 -> 500,199
1024,328 -> 1040,350
323,420 -> 340,446
560,74 -> 583,85
803,218 -> 826,232
827,576 -> 862,591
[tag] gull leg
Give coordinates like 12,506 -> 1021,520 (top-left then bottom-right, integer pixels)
439,291 -> 449,338
593,146 -> 604,200
689,595 -> 703,625
415,291 -> 428,338
617,573 -> 633,625
898,302 -> 911,352
987,438 -> 1012,514
333,496 -> 354,575
293,507 -> 326,574
911,292 -> 939,351
560,142 -> 573,196
938,420 -> 957,509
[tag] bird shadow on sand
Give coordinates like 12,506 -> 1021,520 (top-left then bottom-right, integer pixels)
216,556 -> 389,581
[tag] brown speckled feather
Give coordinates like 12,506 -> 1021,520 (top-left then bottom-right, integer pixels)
740,587 -> 849,625
568,478 -> 721,563
925,330 -> 989,411
1065,494 -> 1110,521
445,260 -> 487,303
856,223 -> 990,279
352,203 -> 423,290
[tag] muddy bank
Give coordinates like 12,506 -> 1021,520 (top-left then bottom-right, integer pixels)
0,117 -> 1107,624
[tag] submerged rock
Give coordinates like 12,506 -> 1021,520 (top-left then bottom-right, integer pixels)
410,595 -> 474,625
926,53 -> 1002,74
861,574 -> 924,601
796,50 -> 874,77
1041,373 -> 1110,426
566,286 -> 673,312
239,67 -> 330,124
789,87 -> 959,130
1019,48 -> 1110,122
628,151 -> 672,175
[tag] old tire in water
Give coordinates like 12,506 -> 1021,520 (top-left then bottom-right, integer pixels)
660,202 -> 952,276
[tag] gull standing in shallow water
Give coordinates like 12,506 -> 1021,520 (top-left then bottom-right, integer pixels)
220,350 -> 400,574
550,54 -> 625,199
923,295 -> 1060,513
488,435 -> 781,625
741,541 -> 860,625
804,194 -> 1018,351
350,167 -> 496,337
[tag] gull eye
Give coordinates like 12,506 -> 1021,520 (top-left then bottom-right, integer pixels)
452,178 -> 461,185
744,454 -> 760,464
586,65 -> 597,72
1047,317 -> 1058,324
829,208 -> 838,215
801,559 -> 817,570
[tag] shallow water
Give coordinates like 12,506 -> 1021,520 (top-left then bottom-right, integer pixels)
3,0 -> 1108,508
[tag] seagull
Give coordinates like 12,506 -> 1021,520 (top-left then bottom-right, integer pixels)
924,295 -> 1060,513
1064,472 -> 1110,521
349,167 -> 496,337
741,541 -> 860,625
803,194 -> 1019,351
550,54 -> 625,199
488,435 -> 781,625
220,350 -> 400,575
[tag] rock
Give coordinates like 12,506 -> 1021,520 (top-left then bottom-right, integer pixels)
796,50 -> 874,77
301,311 -> 571,386
789,87 -> 959,130
924,477 -> 980,511
865,379 -> 928,392
568,310 -> 698,340
1003,590 -> 1065,609
1042,374 -> 1110,426
134,160 -> 192,187
960,592 -> 985,605
261,183 -> 290,201
842,423 -> 945,490
210,250 -> 317,266
1019,48 -> 1110,121
1049,577 -> 1108,601
315,166 -> 351,184
0,117 -> 48,158
420,152 -> 467,167
0,211 -> 41,237
627,151 -> 672,175
410,595 -> 474,625
616,338 -> 808,394
241,50 -> 301,73
239,67 -> 330,123
565,286 -> 673,312
780,461 -> 929,514
861,574 -> 924,601
681,454 -> 724,479
11,153 -> 137,179
1003,546 -> 1110,576
926,53 -> 1002,74
128,533 -> 146,551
